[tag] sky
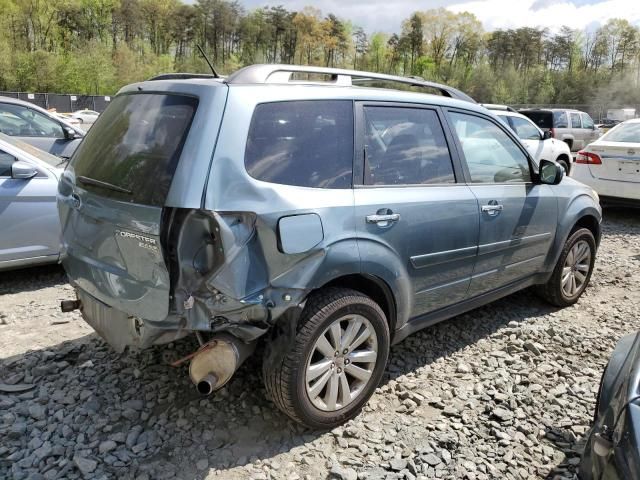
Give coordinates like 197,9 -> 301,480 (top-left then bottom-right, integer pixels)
236,0 -> 640,33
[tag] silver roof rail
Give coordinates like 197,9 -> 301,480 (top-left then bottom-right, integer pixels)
226,64 -> 476,103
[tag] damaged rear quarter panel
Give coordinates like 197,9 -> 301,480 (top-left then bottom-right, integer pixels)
167,86 -> 368,340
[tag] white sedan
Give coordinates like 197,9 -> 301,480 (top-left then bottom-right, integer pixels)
571,119 -> 640,206
71,109 -> 100,126
487,106 -> 573,174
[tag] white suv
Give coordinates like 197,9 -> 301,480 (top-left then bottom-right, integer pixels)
485,105 -> 573,174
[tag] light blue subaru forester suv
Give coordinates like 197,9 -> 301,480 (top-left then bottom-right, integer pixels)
57,65 -> 601,428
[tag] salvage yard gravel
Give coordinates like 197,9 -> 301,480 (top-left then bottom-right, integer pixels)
1,209 -> 638,480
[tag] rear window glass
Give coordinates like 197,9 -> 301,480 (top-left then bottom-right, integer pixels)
603,122 -> 640,142
245,100 -> 353,188
69,93 -> 198,206
521,111 -> 553,129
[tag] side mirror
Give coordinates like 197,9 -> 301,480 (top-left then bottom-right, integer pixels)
542,130 -> 552,140
11,161 -> 38,179
539,159 -> 564,185
64,127 -> 77,140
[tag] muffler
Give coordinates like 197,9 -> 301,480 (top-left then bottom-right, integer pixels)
189,334 -> 255,395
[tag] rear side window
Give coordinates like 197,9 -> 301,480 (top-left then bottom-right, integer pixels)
362,106 -> 455,185
522,111 -> 553,129
245,101 -> 353,189
553,111 -> 568,128
69,93 -> 198,206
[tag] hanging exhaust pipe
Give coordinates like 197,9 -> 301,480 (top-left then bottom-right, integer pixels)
189,333 -> 256,395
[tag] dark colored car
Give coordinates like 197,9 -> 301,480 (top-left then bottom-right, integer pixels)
581,332 -> 640,479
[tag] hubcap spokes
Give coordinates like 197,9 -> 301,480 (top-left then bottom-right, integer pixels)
561,240 -> 591,297
305,314 -> 378,412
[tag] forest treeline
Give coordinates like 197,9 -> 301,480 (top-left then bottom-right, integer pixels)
1,0 -> 639,106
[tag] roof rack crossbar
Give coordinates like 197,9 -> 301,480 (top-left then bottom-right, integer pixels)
226,64 -> 475,103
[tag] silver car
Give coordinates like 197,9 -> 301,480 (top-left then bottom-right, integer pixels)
0,133 -> 62,270
520,108 -> 601,152
0,96 -> 85,158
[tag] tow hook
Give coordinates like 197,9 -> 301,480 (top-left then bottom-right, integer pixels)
60,300 -> 81,312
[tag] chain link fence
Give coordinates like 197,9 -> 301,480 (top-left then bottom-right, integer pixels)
0,91 -> 112,113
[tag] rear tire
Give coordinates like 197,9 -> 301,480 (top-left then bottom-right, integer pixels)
537,228 -> 596,307
263,288 -> 390,429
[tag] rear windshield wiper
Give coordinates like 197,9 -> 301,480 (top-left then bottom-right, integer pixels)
77,176 -> 133,195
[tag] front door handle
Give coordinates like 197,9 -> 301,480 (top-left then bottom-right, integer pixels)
481,204 -> 503,216
366,209 -> 400,227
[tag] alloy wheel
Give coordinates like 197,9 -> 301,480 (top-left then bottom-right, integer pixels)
561,239 -> 592,297
305,314 -> 378,412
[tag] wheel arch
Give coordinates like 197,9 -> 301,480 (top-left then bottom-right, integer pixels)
571,214 -> 602,247
543,197 -> 602,275
322,273 -> 398,337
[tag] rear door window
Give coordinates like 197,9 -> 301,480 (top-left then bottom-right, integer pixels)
362,106 -> 455,185
69,93 -> 198,206
570,112 -> 582,129
245,100 -> 354,189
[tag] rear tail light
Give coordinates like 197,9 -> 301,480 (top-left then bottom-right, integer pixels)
575,150 -> 602,165
549,128 -> 555,138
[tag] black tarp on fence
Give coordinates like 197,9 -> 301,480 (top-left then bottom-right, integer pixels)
0,91 -> 112,112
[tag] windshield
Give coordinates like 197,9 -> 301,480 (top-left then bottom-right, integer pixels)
0,132 -> 61,168
602,122 -> 640,143
521,111 -> 553,129
68,93 -> 198,206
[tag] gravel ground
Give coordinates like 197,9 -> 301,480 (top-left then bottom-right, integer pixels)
1,209 -> 638,480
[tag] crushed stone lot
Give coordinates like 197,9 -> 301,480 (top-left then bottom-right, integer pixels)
1,209 -> 638,480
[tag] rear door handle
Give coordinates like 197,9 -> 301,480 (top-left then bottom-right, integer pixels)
481,204 -> 503,216
366,211 -> 400,227
366,213 -> 400,223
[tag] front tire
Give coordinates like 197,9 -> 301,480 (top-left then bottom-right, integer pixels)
557,158 -> 569,174
537,227 -> 596,307
263,288 -> 390,429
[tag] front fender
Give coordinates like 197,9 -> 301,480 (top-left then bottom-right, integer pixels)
543,191 -> 601,273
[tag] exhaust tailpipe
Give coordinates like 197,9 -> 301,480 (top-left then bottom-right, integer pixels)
189,334 -> 255,395
196,374 -> 218,396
